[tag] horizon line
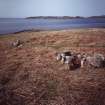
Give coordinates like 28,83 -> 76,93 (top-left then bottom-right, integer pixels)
0,15 -> 105,18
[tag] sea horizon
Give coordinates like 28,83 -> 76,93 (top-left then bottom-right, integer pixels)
0,17 -> 105,35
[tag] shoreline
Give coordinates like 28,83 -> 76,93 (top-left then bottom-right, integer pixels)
1,27 -> 105,36
26,16 -> 105,19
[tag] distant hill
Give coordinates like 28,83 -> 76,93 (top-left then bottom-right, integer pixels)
89,15 -> 105,18
26,15 -> 105,19
26,16 -> 84,19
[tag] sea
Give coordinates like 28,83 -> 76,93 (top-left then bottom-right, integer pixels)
0,18 -> 105,35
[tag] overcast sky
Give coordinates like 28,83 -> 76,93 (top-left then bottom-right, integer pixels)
0,0 -> 105,18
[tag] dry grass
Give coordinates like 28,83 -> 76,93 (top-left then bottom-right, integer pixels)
0,28 -> 105,105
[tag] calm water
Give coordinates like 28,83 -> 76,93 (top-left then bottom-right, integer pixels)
0,18 -> 105,35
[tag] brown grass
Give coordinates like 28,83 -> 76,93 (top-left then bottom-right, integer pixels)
0,28 -> 105,105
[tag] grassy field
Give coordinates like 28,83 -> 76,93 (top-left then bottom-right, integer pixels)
0,28 -> 105,105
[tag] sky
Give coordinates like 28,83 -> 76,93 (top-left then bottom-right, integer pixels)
0,0 -> 105,18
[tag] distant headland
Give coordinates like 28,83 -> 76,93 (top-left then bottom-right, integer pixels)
26,15 -> 105,19
26,16 -> 84,19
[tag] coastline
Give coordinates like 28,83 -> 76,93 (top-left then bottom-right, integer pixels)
1,27 -> 105,36
1,17 -> 105,36
26,16 -> 105,19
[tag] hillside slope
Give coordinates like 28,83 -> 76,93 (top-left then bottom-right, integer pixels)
0,28 -> 105,105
